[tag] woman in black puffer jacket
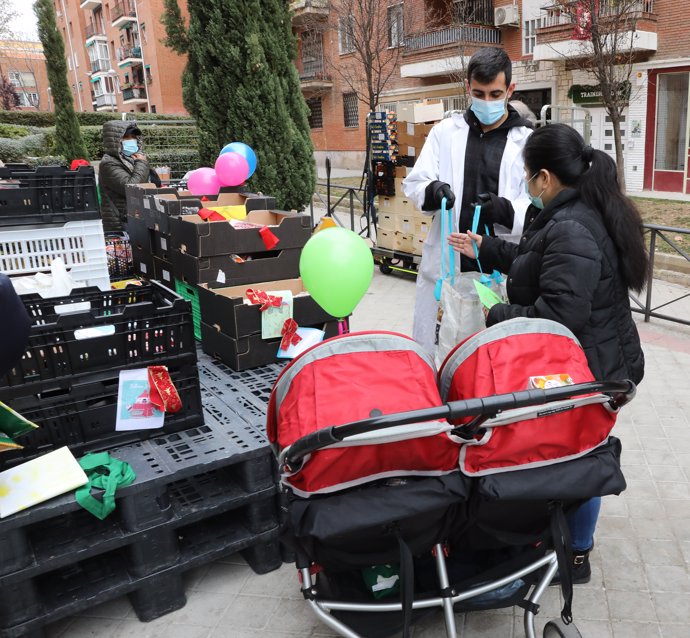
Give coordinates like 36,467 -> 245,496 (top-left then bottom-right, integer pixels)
451,123 -> 649,584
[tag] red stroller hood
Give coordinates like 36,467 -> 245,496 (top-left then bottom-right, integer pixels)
267,331 -> 461,496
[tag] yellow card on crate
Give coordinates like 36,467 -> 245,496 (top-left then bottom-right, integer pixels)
0,447 -> 88,518
206,205 -> 247,220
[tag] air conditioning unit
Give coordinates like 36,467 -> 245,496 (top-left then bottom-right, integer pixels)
494,5 -> 520,27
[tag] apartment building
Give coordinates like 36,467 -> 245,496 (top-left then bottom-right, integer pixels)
54,0 -> 188,115
292,0 -> 688,195
0,40 -> 51,111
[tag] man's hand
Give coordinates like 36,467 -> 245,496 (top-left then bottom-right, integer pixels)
474,192 -> 494,222
131,152 -> 147,162
422,181 -> 456,211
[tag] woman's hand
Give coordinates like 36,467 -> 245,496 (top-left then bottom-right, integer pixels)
448,230 -> 483,259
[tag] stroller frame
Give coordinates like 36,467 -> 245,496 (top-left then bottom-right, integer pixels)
299,546 -> 560,638
280,380 -> 634,638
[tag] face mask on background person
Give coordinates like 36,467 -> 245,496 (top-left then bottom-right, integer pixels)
122,139 -> 139,156
525,172 -> 545,210
470,96 -> 507,126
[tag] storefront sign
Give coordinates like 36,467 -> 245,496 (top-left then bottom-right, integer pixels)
568,82 -> 631,105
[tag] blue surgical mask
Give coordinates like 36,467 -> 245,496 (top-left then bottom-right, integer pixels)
122,139 -> 139,156
470,96 -> 507,126
525,173 -> 545,210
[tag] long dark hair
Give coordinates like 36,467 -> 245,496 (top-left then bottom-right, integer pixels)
523,123 -> 649,292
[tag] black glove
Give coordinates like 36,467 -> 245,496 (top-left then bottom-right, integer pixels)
422,181 -> 455,211
472,192 -> 515,230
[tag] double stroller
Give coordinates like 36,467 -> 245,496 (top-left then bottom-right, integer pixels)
266,318 -> 635,638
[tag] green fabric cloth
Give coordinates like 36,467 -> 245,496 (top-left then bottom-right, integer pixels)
362,564 -> 400,600
75,452 -> 136,519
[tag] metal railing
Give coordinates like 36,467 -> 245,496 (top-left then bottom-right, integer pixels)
540,0 -> 655,28
122,86 -> 147,100
116,46 -> 142,62
84,23 -> 105,39
630,224 -> 690,326
111,1 -> 136,21
404,25 -> 500,50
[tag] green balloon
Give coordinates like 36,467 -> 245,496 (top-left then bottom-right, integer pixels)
299,227 -> 374,318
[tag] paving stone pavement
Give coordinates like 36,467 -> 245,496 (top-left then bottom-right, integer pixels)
45,271 -> 690,638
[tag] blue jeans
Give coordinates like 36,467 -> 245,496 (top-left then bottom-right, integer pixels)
566,497 -> 600,553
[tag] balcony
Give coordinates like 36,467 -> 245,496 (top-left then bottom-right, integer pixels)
84,23 -> 106,42
289,0 -> 329,25
533,0 -> 657,61
122,86 -> 147,104
298,58 -> 332,92
111,1 -> 137,28
93,93 -> 117,111
79,0 -> 102,10
116,45 -> 142,67
89,58 -> 111,75
400,25 -> 501,78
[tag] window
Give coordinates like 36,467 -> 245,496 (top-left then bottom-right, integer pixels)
387,4 -> 403,48
17,92 -> 39,107
8,72 -> 20,86
654,72 -> 688,171
338,16 -> 355,54
523,18 -> 542,55
379,101 -> 398,114
454,0 -> 493,24
306,97 -> 323,128
301,31 -> 325,78
343,92 -> 359,128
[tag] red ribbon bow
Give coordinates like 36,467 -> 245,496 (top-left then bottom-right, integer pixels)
147,365 -> 182,414
245,288 -> 283,311
258,226 -> 280,250
280,318 -> 302,350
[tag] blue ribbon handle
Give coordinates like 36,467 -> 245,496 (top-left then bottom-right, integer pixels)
471,204 -> 504,287
435,197 -> 455,302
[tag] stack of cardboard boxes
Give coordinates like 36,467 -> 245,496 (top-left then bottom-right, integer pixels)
375,121 -> 435,257
124,184 -> 339,371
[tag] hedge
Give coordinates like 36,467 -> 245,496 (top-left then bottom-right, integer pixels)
0,133 -> 49,163
0,124 -> 31,139
0,110 -> 192,127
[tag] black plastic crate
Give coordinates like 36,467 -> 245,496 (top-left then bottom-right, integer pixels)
1,363 -> 204,467
0,165 -> 99,228
128,572 -> 186,621
127,528 -> 180,578
105,232 -> 134,281
0,529 -> 33,577
2,281 -> 196,394
0,579 -> 41,628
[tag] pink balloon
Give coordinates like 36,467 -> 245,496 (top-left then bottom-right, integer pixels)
187,167 -> 221,196
214,152 -> 250,187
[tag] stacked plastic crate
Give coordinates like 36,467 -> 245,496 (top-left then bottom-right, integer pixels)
0,164 -> 110,292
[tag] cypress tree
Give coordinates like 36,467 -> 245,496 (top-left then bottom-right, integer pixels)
162,0 -> 315,210
34,0 -> 88,160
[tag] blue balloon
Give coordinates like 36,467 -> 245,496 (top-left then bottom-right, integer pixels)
220,142 -> 257,178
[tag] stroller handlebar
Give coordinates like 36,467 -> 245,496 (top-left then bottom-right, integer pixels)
281,379 -> 636,471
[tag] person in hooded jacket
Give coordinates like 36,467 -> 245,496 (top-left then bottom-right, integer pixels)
451,122 -> 648,583
98,120 -> 160,232
403,47 -> 533,354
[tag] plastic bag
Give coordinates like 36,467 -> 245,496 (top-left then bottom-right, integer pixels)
434,272 -> 506,368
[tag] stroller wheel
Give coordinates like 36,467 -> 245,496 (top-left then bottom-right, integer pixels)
543,619 -> 582,637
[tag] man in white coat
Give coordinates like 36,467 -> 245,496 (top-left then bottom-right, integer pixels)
403,48 -> 533,354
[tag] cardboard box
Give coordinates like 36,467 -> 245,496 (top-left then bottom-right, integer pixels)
394,166 -> 411,178
171,246 -> 302,288
377,195 -> 419,217
151,230 -> 171,260
197,278 -> 335,340
131,245 -> 154,279
376,228 -> 395,250
200,319 -> 339,371
125,214 -> 152,252
394,232 -> 414,254
125,183 -> 177,221
168,210 -> 311,258
413,101 -> 444,124
377,211 -> 396,231
414,217 -> 431,239
147,191 -> 277,234
395,215 -> 416,235
411,236 -> 425,256
153,256 -> 175,290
